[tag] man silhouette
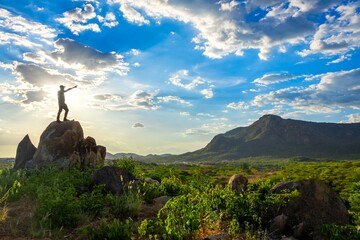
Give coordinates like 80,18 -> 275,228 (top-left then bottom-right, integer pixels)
57,85 -> 77,122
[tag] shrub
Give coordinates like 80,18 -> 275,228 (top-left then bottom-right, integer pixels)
320,224 -> 360,240
106,192 -> 143,219
349,181 -> 360,225
139,181 -> 165,203
160,176 -> 184,196
111,158 -> 141,176
138,218 -> 166,239
35,184 -> 81,229
79,184 -> 107,216
84,218 -> 135,240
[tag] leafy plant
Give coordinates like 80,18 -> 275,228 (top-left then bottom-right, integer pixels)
84,218 -> 135,240
320,224 -> 360,240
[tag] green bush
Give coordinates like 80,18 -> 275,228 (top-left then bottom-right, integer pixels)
138,218 -> 166,239
106,192 -> 143,219
320,224 -> 360,240
139,181 -> 165,203
84,218 -> 135,240
349,181 -> 360,225
111,158 -> 141,176
160,176 -> 184,196
79,184 -> 107,216
35,184 -> 81,229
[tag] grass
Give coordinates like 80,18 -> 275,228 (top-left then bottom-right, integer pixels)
0,157 -> 359,239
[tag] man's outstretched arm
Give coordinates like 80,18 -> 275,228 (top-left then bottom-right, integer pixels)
65,85 -> 77,92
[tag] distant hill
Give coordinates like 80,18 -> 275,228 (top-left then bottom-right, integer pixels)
106,152 -> 173,162
176,114 -> 360,161
0,158 -> 14,163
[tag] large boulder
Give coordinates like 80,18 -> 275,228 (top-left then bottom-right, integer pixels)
92,166 -> 137,195
32,121 -> 105,169
13,135 -> 37,170
269,180 -> 350,240
228,174 -> 248,195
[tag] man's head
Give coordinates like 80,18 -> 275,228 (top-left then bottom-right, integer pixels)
60,85 -> 65,89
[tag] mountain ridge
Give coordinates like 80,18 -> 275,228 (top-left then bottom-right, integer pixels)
177,114 -> 360,161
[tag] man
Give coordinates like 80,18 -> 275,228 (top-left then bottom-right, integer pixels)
57,85 -> 77,122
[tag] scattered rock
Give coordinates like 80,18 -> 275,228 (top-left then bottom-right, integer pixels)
269,180 -> 350,239
92,166 -> 137,195
292,222 -> 304,239
13,135 -> 37,170
153,195 -> 171,205
228,174 -> 248,194
270,182 -> 300,194
31,121 -> 105,169
269,214 -> 289,236
144,177 -> 160,186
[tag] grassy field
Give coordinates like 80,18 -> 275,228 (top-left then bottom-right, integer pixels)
0,157 -> 359,239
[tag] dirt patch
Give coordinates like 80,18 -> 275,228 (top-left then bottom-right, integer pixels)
0,197 -> 37,238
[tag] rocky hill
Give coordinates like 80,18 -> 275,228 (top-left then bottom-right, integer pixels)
178,114 -> 360,161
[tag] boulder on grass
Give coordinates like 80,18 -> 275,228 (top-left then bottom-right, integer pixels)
92,166 -> 137,195
13,135 -> 37,170
269,180 -> 350,240
228,174 -> 248,194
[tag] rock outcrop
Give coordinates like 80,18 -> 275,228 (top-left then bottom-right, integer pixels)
13,135 -> 37,170
268,180 -> 350,240
31,121 -> 105,169
92,166 -> 137,195
228,174 -> 248,195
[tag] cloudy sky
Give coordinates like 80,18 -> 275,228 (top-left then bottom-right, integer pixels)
0,0 -> 359,157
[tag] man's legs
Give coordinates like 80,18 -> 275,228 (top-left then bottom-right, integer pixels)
57,108 -> 62,122
63,104 -> 69,121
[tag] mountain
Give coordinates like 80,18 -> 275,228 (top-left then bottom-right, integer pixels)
177,114 -> 360,161
106,152 -> 173,162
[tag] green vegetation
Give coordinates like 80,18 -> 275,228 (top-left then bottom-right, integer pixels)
0,158 -> 359,239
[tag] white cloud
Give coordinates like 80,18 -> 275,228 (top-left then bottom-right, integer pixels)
297,2 -> 360,59
252,68 -> 360,111
98,12 -> 119,28
132,123 -> 144,128
128,90 -> 158,110
0,8 -> 56,40
184,118 -> 234,136
168,70 -> 214,99
107,0 -> 359,60
253,73 -> 299,85
0,8 -> 56,51
197,113 -> 215,118
89,90 -> 159,111
346,114 -> 360,123
326,54 -> 351,65
93,94 -> 122,102
120,3 -> 150,25
184,128 -> 211,136
219,0 -> 239,11
14,63 -> 76,87
158,95 -> 192,106
51,38 -> 129,76
129,49 -> 141,55
180,111 -> 190,116
56,4 -> 100,35
200,88 -> 214,99
227,101 -> 250,110
169,70 -> 206,90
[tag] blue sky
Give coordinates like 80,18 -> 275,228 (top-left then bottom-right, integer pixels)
0,0 -> 359,157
